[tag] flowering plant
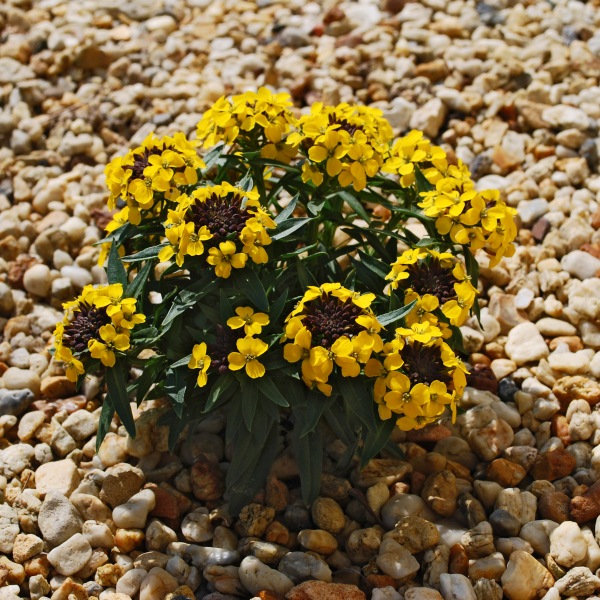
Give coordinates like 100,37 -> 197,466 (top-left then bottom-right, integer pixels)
54,89 -> 517,511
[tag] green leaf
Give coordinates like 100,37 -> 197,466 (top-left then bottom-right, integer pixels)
323,403 -> 356,446
105,359 -> 136,438
337,377 -> 377,432
203,143 -> 225,170
205,372 -> 237,413
296,260 -> 318,288
300,390 -> 331,437
238,171 -> 254,192
219,289 -> 234,323
268,289 -> 289,324
291,419 -> 322,505
271,217 -> 313,241
131,326 -> 159,345
107,242 -> 128,287
162,279 -> 218,331
255,377 -> 289,408
96,398 -> 114,452
377,300 -> 417,327
241,380 -> 259,431
125,259 -> 154,300
170,354 -> 192,369
337,190 -> 370,221
121,245 -> 165,263
133,355 -> 167,404
274,194 -> 298,224
357,250 -> 390,279
360,417 -> 397,468
165,368 -> 188,418
414,165 -> 434,193
235,270 -> 269,312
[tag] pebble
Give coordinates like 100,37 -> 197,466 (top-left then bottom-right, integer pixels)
35,458 -> 81,497
376,538 -> 420,580
277,551 -> 332,583
501,550 -> 554,600
554,566 -> 600,596
38,490 -> 84,548
112,489 -> 156,529
47,533 -> 92,576
0,505 -> 19,554
238,556 -> 294,596
0,389 -> 34,417
22,264 -> 51,297
505,322 -> 549,366
439,573 -> 477,600
549,521 -> 588,567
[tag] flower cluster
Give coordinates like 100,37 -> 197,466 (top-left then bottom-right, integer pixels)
283,283 -> 383,395
196,87 -> 297,162
386,248 -> 478,327
289,103 -> 394,191
158,182 -> 276,275
366,330 -> 467,431
53,284 -> 146,378
188,307 -> 270,384
104,132 -> 204,225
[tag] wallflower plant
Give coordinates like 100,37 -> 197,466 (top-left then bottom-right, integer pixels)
54,88 -> 517,513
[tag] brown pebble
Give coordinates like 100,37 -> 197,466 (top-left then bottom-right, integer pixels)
548,336 -> 583,352
571,480 -> 600,524
449,543 -> 469,576
486,458 -> 527,487
531,217 -> 551,241
539,491 -> 570,523
410,471 -> 426,496
406,424 -> 452,443
530,448 -> 576,481
551,415 -> 571,447
553,376 -> 600,411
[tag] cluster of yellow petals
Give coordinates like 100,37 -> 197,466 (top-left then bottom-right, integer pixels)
368,329 -> 467,431
196,87 -> 297,163
157,182 -> 276,276
104,132 -> 205,226
386,248 -> 478,327
53,284 -> 146,378
290,103 -> 393,191
283,283 -> 383,395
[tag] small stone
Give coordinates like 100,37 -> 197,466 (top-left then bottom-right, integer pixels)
311,497 -> 345,535
383,516 -> 439,553
286,580 -> 365,600
461,521 -> 495,559
0,389 -> 34,418
61,409 -> 98,440
0,505 -> 19,554
17,410 -> 45,442
409,98 -> 447,138
554,566 -> 600,596
356,459 -> 412,487
0,443 -> 34,479
421,470 -> 458,517
531,448 -> 576,481
539,491 -> 570,523
439,573 -> 477,600
277,551 -> 332,584
239,503 -> 275,537
113,489 -> 156,529
100,463 -> 145,508
191,457 -> 225,501
181,509 -> 213,543
562,250 -> 600,280
2,368 -> 40,398
47,533 -> 92,576
376,538 -> 419,580
238,556 -> 294,596
22,264 -> 51,297
553,376 -> 600,410
116,568 -> 148,597
488,509 -> 522,537
501,550 -> 554,600
346,527 -> 383,564
486,458 -> 526,487
38,491 -> 83,548
35,458 -> 80,497
550,521 -> 588,567
12,533 -> 43,563
468,552 -> 505,582
542,105 -> 591,130
297,529 -> 337,555
139,567 -> 179,600
146,519 -> 177,552
505,322 -> 549,366
571,479 -> 600,524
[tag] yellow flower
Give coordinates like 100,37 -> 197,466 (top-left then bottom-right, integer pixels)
56,346 -> 85,383
189,342 -> 211,387
88,324 -> 130,368
227,307 -> 269,335
227,337 -> 268,379
395,322 -> 443,344
302,376 -> 332,397
206,241 -> 248,278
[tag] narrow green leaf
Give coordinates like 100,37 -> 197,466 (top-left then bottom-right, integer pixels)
291,421 -> 322,505
360,417 -> 397,467
271,217 -> 313,241
170,354 -> 192,369
134,355 -> 167,404
107,242 -> 128,286
235,270 -> 269,312
357,250 -> 390,279
165,368 -> 188,418
219,289 -> 234,323
238,171 -> 254,192
337,190 -> 370,221
300,390 -> 331,437
274,194 -> 298,224
337,377 -> 377,432
105,360 -> 136,438
241,381 -> 259,431
162,279 -> 218,330
414,165 -> 434,192
268,289 -> 289,324
255,377 -> 289,408
96,398 -> 114,452
122,245 -> 165,263
205,372 -> 237,413
296,260 -> 318,288
157,408 -> 188,453
125,259 -> 154,300
377,300 -> 417,327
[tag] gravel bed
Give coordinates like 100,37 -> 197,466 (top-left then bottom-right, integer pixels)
1,0 -> 600,599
